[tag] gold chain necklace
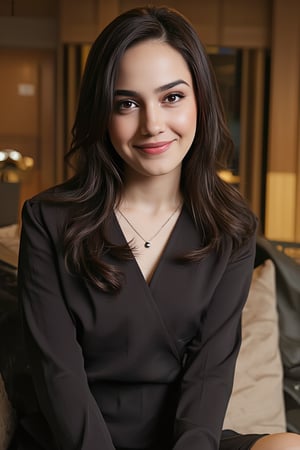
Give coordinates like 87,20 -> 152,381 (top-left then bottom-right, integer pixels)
117,204 -> 181,248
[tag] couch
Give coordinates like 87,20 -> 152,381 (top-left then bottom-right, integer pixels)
0,226 -> 299,449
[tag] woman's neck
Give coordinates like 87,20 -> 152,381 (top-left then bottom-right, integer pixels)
120,170 -> 182,213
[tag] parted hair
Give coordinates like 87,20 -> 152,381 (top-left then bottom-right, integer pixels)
48,6 -> 257,292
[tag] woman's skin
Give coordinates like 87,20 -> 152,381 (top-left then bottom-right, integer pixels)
109,39 -> 197,282
109,39 -> 197,179
252,432 -> 300,450
109,38 -> 300,450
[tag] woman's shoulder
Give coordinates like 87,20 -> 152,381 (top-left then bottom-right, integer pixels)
22,185 -> 71,229
227,227 -> 257,266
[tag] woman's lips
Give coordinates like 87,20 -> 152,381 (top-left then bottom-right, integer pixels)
134,140 -> 173,155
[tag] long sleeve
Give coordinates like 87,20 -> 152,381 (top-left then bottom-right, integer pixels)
173,235 -> 256,450
18,199 -> 115,450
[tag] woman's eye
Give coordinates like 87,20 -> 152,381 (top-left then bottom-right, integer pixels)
164,93 -> 184,104
116,100 -> 138,112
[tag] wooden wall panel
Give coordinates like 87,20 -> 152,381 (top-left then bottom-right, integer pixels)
0,0 -> 11,16
265,0 -> 300,241
13,0 -> 57,17
221,0 -> 271,47
0,54 -> 38,136
0,0 -> 57,18
0,50 -> 56,211
297,114 -> 300,241
59,0 -> 119,43
239,50 -> 267,220
0,17 -> 57,48
265,173 -> 297,240
59,0 -> 272,47
59,0 -> 99,42
268,1 -> 300,172
39,51 -> 56,190
119,0 -> 221,44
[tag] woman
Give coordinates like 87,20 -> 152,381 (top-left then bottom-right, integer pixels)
17,5 -> 300,450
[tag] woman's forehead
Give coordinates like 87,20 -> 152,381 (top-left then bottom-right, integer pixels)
114,40 -> 192,91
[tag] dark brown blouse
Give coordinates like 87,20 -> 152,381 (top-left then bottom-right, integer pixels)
18,196 -> 256,450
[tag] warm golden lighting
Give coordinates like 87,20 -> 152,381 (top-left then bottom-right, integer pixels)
218,170 -> 240,185
0,148 -> 34,182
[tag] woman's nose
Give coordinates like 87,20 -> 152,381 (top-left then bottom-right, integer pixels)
140,104 -> 165,136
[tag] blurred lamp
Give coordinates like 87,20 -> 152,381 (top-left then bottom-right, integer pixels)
0,148 -> 34,182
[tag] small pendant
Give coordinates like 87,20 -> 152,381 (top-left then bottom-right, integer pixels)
144,241 -> 151,248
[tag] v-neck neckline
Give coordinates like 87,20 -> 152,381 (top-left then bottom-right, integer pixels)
112,206 -> 185,288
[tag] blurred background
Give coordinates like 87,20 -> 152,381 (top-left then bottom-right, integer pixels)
0,0 -> 299,250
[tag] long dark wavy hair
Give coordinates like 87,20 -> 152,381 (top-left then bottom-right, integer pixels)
49,6 -> 257,292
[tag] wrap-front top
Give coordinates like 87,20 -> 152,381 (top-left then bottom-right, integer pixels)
18,195 -> 256,450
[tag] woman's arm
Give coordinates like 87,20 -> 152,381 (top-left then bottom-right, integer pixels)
18,199 -> 115,450
173,235 -> 256,450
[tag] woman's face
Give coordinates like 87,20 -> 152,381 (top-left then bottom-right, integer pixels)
108,39 -> 197,180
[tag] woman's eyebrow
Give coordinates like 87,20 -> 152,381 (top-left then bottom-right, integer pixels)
114,79 -> 190,97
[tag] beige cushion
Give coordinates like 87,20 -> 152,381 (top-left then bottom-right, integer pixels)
0,374 -> 16,450
0,224 -> 19,267
223,259 -> 286,434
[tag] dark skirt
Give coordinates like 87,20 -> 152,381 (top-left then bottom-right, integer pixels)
220,430 -> 268,450
10,427 -> 267,450
115,432 -> 267,450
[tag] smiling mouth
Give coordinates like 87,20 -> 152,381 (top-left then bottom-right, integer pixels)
134,141 -> 174,155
